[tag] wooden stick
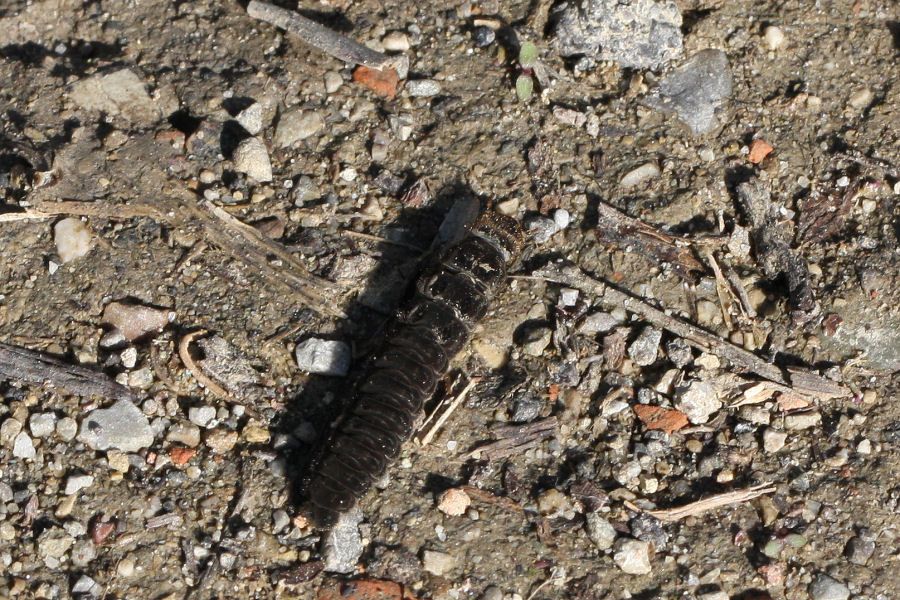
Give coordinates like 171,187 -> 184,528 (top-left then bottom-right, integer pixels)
246,1 -> 392,69
0,341 -> 136,401
529,262 -> 848,399
627,482 -> 776,522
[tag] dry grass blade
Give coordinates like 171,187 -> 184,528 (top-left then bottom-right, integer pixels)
247,1 -> 392,69
416,376 -> 480,446
467,417 -> 558,461
633,483 -> 776,522
178,330 -> 234,403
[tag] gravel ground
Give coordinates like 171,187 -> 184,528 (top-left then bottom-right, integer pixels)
0,0 -> 898,599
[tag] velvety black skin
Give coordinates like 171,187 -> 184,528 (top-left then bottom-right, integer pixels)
305,211 -> 522,528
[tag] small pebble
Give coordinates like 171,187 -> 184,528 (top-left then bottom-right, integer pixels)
188,406 -> 217,428
472,26 -> 495,47
106,450 -> 130,473
64,474 -> 94,495
422,549 -> 456,576
167,422 -> 202,447
56,417 -> 78,441
204,428 -> 239,454
674,380 -> 720,424
54,218 -> 93,263
808,573 -> 850,600
235,102 -> 264,135
628,326 -> 662,366
619,162 -> 660,188
29,413 -> 57,438
848,88 -> 874,111
198,169 -> 216,184
762,428 -> 788,452
436,488 -> 471,516
522,326 -> 553,357
232,137 -> 272,182
117,557 -> 135,577
406,79 -> 441,97
77,400 -> 154,452
324,71 -> 343,93
525,215 -> 559,243
12,431 -> 36,460
322,508 -> 363,574
381,31 -> 410,51
559,287 -> 579,307
585,512 -> 617,550
844,528 -> 876,565
763,25 -> 786,51
121,346 -> 138,368
612,538 -> 652,574
553,208 -> 571,229
578,311 -> 622,334
784,411 -> 821,431
295,338 -> 352,376
275,109 -> 324,147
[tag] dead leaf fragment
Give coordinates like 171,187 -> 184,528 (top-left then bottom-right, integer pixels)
633,405 -> 689,433
748,138 -> 774,164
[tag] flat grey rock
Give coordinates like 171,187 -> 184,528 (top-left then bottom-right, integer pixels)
77,400 -> 154,452
322,507 -> 364,574
553,0 -> 683,69
644,49 -> 733,135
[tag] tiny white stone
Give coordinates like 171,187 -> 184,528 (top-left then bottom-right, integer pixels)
762,25 -> 786,51
619,162 -> 660,188
559,287 -> 579,307
381,31 -> 410,51
13,431 -> 36,460
836,176 -> 850,187
698,147 -> 715,162
613,538 -> 652,574
762,428 -> 787,453
295,339 -> 351,376
861,199 -> 877,213
405,79 -> 441,97
848,88 -> 874,110
553,208 -> 571,229
422,550 -> 456,576
29,413 -> 57,438
54,218 -> 93,263
324,72 -> 343,93
64,474 -> 95,495
274,109 -> 324,147
339,167 -> 357,182
235,102 -> 264,135
674,380 -> 721,424
121,347 -> 138,369
188,406 -> 217,428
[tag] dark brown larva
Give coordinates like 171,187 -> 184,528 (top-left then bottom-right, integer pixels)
305,210 -> 523,528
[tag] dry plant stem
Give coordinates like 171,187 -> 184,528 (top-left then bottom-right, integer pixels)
416,376 -> 480,446
341,228 -> 425,252
530,262 -> 848,398
178,330 -> 234,403
246,1 -> 392,69
467,416 -> 558,460
627,482 -> 776,522
0,341 -> 136,401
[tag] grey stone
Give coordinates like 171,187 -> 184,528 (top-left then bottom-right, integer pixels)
322,507 -> 363,573
472,26 -> 496,47
235,102 -> 264,135
510,394 -> 543,423
844,528 -> 875,565
405,79 -> 441,97
56,417 -> 78,441
585,512 -> 617,550
422,549 -> 456,576
292,176 -> 320,205
37,528 -> 75,561
0,481 -> 12,502
612,538 -> 652,574
578,311 -> 622,334
553,0 -> 683,69
522,326 -> 553,357
77,400 -> 154,452
666,338 -> 693,367
819,286 -> 900,371
29,413 -> 57,438
630,513 -> 667,549
72,574 -> 100,595
674,380 -> 720,424
295,339 -> 351,376
785,411 -> 822,430
274,109 -> 324,147
644,49 -> 733,135
12,431 -> 35,460
525,216 -> 559,243
70,540 -> 97,567
808,573 -> 850,600
762,428 -> 787,453
69,69 -> 171,125
0,417 -> 23,445
628,326 -> 662,366
272,509 -> 291,533
188,406 -> 217,428
232,136 -> 272,182
166,422 -> 202,447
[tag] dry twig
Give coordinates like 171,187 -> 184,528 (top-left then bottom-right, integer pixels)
177,330 -> 234,403
416,376 -> 480,446
627,482 -> 776,522
247,1 -> 392,69
467,416 -> 558,461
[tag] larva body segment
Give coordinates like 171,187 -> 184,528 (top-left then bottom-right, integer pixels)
305,210 -> 523,528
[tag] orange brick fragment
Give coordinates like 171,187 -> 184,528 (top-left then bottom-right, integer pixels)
317,578 -> 423,600
353,66 -> 399,98
748,138 -> 774,164
633,405 -> 688,433
169,446 -> 196,465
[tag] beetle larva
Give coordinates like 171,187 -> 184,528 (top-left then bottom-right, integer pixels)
305,210 -> 523,528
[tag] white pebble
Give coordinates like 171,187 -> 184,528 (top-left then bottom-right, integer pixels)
13,432 -> 36,460
29,413 -> 57,438
188,406 -> 217,428
762,25 -> 786,51
54,218 -> 93,263
406,79 -> 441,97
619,162 -> 660,188
295,339 -> 351,376
553,208 -> 571,229
381,31 -> 410,51
64,474 -> 94,495
274,109 -> 324,147
674,380 -> 721,424
422,550 -> 456,576
232,137 -> 272,182
698,147 -> 715,162
613,539 -> 652,574
848,88 -> 874,111
121,347 -> 138,369
324,72 -> 343,93
56,417 -> 78,441
762,428 -> 787,453
235,102 -> 264,135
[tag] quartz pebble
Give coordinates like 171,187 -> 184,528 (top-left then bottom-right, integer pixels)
612,538 -> 652,574
619,162 -> 660,188
422,549 -> 456,576
275,109 -> 324,147
381,31 -> 410,51
628,326 -> 662,366
64,474 -> 94,495
808,573 -> 850,600
232,137 -> 272,182
101,301 -> 171,341
13,431 -> 36,460
188,406 -> 217,428
406,79 -> 441,97
54,218 -> 93,263
763,25 -> 786,51
68,68 -> 168,125
585,512 -> 617,550
77,400 -> 154,452
762,428 -> 788,453
437,488 -> 471,516
785,411 -> 821,430
29,413 -> 57,438
674,380 -> 720,424
56,417 -> 78,441
295,338 -> 351,376
322,508 -> 363,574
324,72 -> 343,93
235,102 -> 264,134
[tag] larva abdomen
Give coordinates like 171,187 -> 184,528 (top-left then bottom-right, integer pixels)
305,210 -> 523,528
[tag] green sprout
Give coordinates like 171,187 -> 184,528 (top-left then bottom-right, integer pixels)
515,41 -> 538,102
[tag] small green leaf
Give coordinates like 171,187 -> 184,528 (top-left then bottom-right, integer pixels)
515,74 -> 533,101
762,539 -> 783,558
519,42 -> 537,68
785,533 -> 807,548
